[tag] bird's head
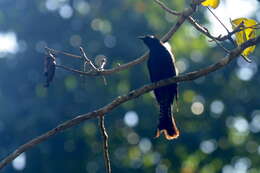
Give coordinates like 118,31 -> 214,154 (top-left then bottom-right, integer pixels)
138,35 -> 161,48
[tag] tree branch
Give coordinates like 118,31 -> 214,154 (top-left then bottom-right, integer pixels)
99,116 -> 111,173
1,35 -> 259,170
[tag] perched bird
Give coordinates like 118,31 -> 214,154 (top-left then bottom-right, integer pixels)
44,53 -> 56,87
139,35 -> 179,140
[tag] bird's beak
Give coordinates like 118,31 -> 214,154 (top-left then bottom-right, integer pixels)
137,36 -> 145,40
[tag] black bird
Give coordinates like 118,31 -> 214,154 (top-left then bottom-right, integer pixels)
44,53 -> 56,87
139,35 -> 179,140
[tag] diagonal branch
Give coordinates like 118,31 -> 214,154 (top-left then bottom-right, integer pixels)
1,35 -> 259,170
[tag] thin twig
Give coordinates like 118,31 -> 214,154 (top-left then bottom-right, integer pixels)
161,2 -> 197,42
99,115 -> 111,173
190,18 -> 230,53
79,47 -> 99,71
154,0 -> 181,16
1,36 -> 259,170
211,38 -> 230,53
45,47 -> 82,59
206,7 -> 237,46
56,64 -> 90,75
187,16 -> 219,39
206,7 -> 229,33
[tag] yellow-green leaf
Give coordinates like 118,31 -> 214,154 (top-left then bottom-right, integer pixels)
231,18 -> 257,62
201,0 -> 220,9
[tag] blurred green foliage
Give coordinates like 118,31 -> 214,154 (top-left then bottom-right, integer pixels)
0,0 -> 260,173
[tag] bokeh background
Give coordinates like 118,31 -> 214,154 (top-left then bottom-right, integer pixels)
0,0 -> 260,173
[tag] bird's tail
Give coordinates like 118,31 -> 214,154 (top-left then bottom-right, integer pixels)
155,103 -> 179,140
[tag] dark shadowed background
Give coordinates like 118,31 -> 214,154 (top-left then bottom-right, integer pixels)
0,0 -> 260,172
